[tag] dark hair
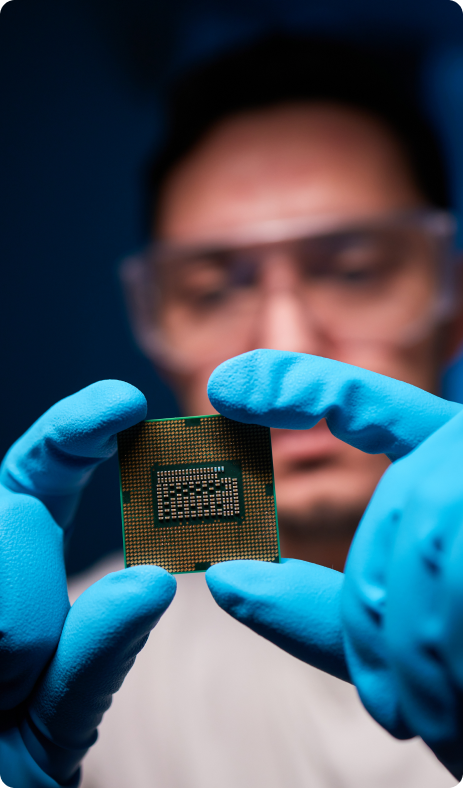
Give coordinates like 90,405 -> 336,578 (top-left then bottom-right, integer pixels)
146,34 -> 450,227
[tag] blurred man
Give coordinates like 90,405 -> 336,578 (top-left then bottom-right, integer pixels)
74,36 -> 461,787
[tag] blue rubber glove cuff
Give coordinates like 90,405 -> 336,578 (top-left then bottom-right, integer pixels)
20,714 -> 94,785
0,728 -> 80,788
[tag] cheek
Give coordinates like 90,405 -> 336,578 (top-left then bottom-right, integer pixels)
161,333 -> 441,417
274,438 -> 391,514
336,337 -> 441,394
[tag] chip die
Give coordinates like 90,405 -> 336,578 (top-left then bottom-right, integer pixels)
117,414 -> 280,573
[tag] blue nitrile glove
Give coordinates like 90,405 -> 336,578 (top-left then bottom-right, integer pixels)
0,381 -> 176,788
206,349 -> 463,779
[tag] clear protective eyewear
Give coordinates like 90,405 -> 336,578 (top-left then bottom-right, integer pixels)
120,209 -> 457,372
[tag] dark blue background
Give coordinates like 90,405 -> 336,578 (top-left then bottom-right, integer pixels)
1,0 -> 463,575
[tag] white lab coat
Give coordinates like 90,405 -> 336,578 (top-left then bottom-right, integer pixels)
69,554 -> 455,788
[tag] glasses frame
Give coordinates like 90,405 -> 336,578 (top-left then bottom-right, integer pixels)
119,208 -> 458,372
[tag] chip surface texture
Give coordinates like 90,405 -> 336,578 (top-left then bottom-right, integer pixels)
118,414 -> 280,573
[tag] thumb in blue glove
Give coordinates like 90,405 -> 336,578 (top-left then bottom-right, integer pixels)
206,349 -> 463,779
0,380 -> 176,787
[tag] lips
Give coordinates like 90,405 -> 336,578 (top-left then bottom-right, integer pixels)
270,419 -> 341,464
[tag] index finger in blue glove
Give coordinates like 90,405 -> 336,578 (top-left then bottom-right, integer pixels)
207,350 -> 461,461
0,379 -> 146,528
0,380 -> 146,709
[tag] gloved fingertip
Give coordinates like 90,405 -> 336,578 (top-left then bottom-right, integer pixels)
206,558 -> 298,619
107,564 -> 177,611
206,559 -> 263,606
79,379 -> 148,438
208,355 -> 252,422
1,380 -> 149,486
208,350 -> 282,424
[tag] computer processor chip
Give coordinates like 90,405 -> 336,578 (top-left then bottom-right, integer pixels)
117,414 -> 280,573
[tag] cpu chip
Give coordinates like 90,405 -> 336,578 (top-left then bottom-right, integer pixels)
117,415 -> 280,573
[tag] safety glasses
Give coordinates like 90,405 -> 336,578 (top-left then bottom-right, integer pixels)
120,209 -> 457,372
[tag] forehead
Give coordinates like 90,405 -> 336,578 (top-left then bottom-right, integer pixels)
156,102 -> 426,243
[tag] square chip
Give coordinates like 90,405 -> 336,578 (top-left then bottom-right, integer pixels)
117,414 -> 280,573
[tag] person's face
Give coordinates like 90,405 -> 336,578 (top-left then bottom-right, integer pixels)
153,103 -> 454,555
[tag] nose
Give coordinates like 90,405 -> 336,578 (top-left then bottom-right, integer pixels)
251,252 -> 328,356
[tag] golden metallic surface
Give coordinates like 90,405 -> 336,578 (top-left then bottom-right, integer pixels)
118,415 -> 280,574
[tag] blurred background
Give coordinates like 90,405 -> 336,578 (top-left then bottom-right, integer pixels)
1,0 -> 463,575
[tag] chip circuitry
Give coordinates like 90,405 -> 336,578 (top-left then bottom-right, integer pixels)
117,414 -> 280,573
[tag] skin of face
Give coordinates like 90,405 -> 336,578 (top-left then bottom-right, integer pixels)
154,102 -> 462,570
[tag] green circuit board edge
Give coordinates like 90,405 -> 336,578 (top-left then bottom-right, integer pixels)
117,414 -> 280,574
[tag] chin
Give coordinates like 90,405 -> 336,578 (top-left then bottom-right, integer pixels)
273,442 -> 391,535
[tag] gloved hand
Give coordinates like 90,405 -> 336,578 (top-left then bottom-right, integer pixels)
0,381 -> 176,788
206,349 -> 463,779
